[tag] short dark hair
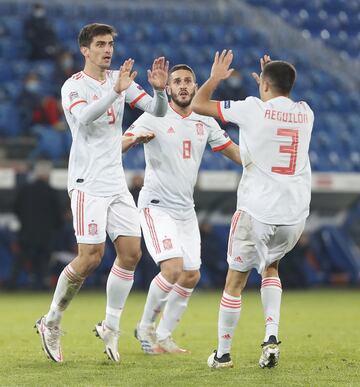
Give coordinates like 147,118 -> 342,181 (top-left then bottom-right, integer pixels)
169,64 -> 196,83
78,23 -> 117,48
262,60 -> 296,95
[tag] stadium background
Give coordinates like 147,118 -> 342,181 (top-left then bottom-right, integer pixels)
0,0 -> 359,290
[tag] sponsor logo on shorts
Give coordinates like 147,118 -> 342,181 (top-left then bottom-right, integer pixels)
162,238 -> 173,250
234,256 -> 243,262
224,100 -> 231,109
88,223 -> 98,236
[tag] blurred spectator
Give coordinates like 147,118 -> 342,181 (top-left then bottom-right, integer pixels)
8,161 -> 63,289
18,72 -> 65,133
215,69 -> 248,101
199,222 -> 227,287
53,49 -> 80,94
214,69 -> 248,132
24,3 -> 59,60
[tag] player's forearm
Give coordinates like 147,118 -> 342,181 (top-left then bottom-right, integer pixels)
141,89 -> 168,117
122,135 -> 137,153
73,89 -> 119,125
191,77 -> 221,117
221,143 -> 242,165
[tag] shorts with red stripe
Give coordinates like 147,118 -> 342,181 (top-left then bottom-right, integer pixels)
70,189 -> 141,244
140,207 -> 201,270
227,210 -> 305,274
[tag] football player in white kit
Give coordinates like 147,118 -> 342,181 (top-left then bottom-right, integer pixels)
35,23 -> 169,363
191,50 -> 314,369
123,64 -> 241,354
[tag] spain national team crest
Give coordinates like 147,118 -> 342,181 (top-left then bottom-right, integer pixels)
196,122 -> 204,136
162,238 -> 173,250
88,223 -> 98,236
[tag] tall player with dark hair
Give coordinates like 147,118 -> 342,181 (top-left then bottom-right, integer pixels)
35,23 -> 168,363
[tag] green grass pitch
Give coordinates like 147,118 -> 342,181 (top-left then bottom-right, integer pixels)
0,289 -> 359,386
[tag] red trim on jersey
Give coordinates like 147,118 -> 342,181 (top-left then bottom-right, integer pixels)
143,208 -> 161,254
124,133 -> 134,136
130,92 -> 147,109
228,210 -> 241,256
217,101 -> 227,123
212,140 -> 232,152
69,100 -> 87,112
169,103 -> 192,119
82,71 -> 107,84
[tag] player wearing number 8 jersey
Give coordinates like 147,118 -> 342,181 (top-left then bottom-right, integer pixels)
124,64 -> 241,354
35,23 -> 169,363
191,51 -> 314,369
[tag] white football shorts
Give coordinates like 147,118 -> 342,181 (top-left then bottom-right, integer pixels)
70,189 -> 141,244
140,207 -> 201,270
227,210 -> 305,274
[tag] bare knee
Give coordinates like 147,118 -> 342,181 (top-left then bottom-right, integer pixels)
114,236 -> 142,271
178,270 -> 200,288
262,261 -> 279,279
160,258 -> 183,284
74,244 -> 104,276
224,269 -> 249,297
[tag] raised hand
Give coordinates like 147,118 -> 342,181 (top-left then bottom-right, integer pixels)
114,58 -> 137,93
252,54 -> 271,85
147,56 -> 169,91
210,49 -> 234,81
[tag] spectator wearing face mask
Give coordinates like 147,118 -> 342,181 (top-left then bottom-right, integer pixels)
53,49 -> 80,94
24,3 -> 60,60
18,72 -> 65,135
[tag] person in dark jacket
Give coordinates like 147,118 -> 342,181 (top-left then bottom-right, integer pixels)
9,161 -> 63,289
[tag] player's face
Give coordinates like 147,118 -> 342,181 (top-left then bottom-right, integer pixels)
167,69 -> 197,108
83,34 -> 114,70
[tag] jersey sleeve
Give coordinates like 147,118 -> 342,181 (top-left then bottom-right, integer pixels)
125,81 -> 149,109
216,97 -> 256,127
61,78 -> 87,113
206,118 -> 233,152
124,113 -> 153,136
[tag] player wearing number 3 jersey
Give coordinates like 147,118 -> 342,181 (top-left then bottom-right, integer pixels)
191,51 -> 314,369
124,64 -> 241,354
35,23 -> 169,363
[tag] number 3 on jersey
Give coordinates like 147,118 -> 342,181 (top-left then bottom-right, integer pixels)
107,106 -> 116,124
183,140 -> 191,159
272,128 -> 298,175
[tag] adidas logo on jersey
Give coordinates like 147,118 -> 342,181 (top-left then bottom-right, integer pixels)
167,127 -> 175,134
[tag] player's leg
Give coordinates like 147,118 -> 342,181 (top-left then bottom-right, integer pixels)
156,214 -> 201,353
95,192 -> 142,362
135,207 -> 183,354
208,210 -> 255,369
156,269 -> 200,353
36,190 -> 107,362
259,220 -> 305,368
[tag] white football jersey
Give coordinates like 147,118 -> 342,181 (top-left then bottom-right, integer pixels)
125,104 -> 232,219
218,96 -> 314,225
62,70 -> 150,196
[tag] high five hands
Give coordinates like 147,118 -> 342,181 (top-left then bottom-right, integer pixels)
252,54 -> 271,85
210,49 -> 235,81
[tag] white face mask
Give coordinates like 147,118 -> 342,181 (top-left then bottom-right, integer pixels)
33,8 -> 45,18
227,77 -> 242,88
25,80 -> 40,93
